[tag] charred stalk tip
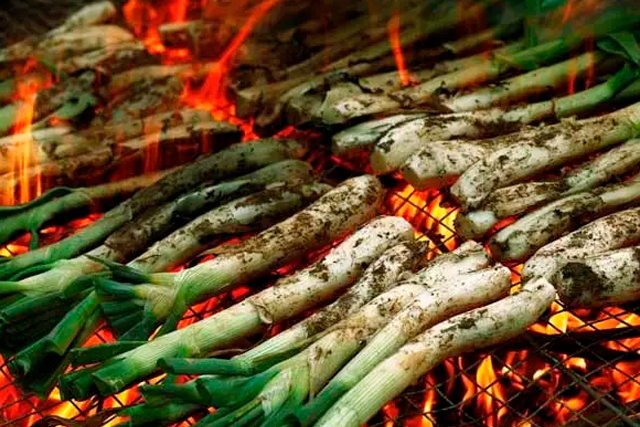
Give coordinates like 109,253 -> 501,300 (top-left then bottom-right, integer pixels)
553,261 -> 606,307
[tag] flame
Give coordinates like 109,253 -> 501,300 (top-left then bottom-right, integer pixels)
123,0 -> 190,61
181,0 -> 284,140
387,183 -> 459,259
1,59 -> 52,206
421,375 -> 437,427
387,12 -> 415,87
382,401 -> 399,427
476,355 -> 508,427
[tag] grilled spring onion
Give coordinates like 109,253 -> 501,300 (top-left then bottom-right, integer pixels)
323,7 -> 640,129
0,172 -> 169,249
0,139 -> 303,280
456,139 -> 640,239
553,246 -> 640,307
89,175 -> 384,343
331,114 -> 426,160
455,182 -> 563,239
0,24 -> 131,65
157,242 -> 421,376
60,215 -> 415,399
165,284 -> 429,427
122,283 -> 429,427
451,101 -> 640,210
489,178 -> 640,262
311,278 -> 555,427
524,206 -> 640,281
215,240 -> 488,375
102,159 -> 315,264
374,66 -> 640,177
294,264 -> 511,427
101,181 -> 333,336
141,242 -> 488,425
3,180 -> 327,396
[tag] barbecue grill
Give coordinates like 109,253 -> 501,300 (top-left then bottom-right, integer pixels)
2,1 -> 640,427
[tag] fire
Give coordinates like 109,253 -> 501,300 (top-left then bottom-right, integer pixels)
2,59 -> 53,206
181,0 -> 284,139
387,12 -> 415,87
123,0 -> 190,61
387,183 -> 459,258
476,355 -> 508,427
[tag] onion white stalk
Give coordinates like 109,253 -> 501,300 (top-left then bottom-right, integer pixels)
161,240 -> 488,378
295,264 -> 511,426
451,102 -> 640,209
90,175 -> 385,343
176,283 -> 429,427
456,138 -> 640,239
553,246 -> 640,307
524,206 -> 640,281
312,278 -> 556,427
331,114 -> 426,159
489,179 -> 640,262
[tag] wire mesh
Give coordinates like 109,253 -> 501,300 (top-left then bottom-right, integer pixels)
2,164 -> 640,427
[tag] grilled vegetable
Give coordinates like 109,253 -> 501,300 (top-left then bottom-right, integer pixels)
295,264 -> 511,426
0,139 -> 303,280
331,114 -> 426,160
375,66 -> 640,177
60,215 -> 414,399
165,241 -> 488,378
168,284 -> 429,427
312,277 -> 555,427
452,103 -> 640,209
92,176 -> 384,341
0,171 -> 170,249
489,179 -> 640,262
457,138 -> 640,239
523,206 -> 640,281
563,138 -> 640,193
1,25 -> 134,64
553,246 -> 640,307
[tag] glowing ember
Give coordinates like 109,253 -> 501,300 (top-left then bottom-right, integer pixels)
387,11 -> 415,87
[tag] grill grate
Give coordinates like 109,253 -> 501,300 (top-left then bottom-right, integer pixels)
2,162 -> 640,427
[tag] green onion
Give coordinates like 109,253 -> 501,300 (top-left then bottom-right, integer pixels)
311,278 -> 555,427
60,214 -> 414,399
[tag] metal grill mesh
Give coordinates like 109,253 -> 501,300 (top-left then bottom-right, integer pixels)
2,165 -> 640,427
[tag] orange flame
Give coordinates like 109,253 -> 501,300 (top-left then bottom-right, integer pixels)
387,12 -> 415,87
123,0 -> 190,60
184,0 -> 285,115
1,59 -> 52,206
387,183 -> 459,259
476,355 -> 508,427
